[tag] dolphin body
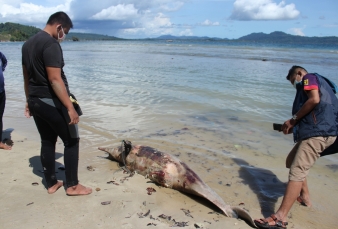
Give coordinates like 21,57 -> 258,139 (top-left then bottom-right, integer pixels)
98,142 -> 256,227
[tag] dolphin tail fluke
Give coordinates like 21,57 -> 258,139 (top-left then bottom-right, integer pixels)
231,206 -> 257,228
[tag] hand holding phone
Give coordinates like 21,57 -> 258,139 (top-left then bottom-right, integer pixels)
273,123 -> 283,131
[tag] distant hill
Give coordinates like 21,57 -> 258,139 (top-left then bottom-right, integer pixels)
155,32 -> 338,45
0,22 -> 40,41
237,31 -> 338,45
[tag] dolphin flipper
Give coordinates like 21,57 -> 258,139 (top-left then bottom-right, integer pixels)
231,206 -> 257,228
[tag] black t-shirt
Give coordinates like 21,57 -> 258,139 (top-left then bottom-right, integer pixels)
22,30 -> 70,98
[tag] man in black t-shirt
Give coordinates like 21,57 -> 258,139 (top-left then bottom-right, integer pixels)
22,11 -> 92,196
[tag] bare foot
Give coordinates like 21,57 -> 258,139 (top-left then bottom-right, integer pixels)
47,181 -> 64,194
297,196 -> 312,207
66,184 -> 92,196
0,142 -> 12,150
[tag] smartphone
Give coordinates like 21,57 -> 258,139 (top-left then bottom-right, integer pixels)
273,123 -> 283,131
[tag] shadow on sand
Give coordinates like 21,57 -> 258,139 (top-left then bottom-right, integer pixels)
232,158 -> 287,217
28,152 -> 65,189
2,128 -> 14,145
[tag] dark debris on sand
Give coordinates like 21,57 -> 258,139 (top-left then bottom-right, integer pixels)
158,214 -> 189,227
107,180 -> 120,185
133,209 -> 212,228
87,166 -> 95,171
146,187 -> 156,195
181,208 -> 193,218
138,210 -> 151,218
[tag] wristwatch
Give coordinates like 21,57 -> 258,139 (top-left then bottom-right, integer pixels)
292,114 -> 298,121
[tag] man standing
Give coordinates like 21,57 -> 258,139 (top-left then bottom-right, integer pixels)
0,52 -> 11,150
255,66 -> 338,228
22,12 -> 92,195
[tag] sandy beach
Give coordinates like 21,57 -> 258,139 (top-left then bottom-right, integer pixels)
0,123 -> 250,229
1,113 -> 338,229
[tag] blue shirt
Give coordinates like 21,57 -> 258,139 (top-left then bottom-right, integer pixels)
0,52 -> 7,93
292,73 -> 338,142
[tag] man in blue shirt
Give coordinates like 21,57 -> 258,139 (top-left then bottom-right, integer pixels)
255,66 -> 338,229
0,52 -> 11,150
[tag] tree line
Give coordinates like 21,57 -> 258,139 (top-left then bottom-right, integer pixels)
0,22 -> 41,41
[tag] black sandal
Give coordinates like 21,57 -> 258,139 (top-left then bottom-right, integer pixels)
254,214 -> 288,229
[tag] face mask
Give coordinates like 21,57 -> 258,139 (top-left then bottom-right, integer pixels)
293,79 -> 301,88
58,27 -> 66,43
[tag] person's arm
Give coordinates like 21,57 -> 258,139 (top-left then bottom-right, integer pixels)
46,66 -> 79,125
1,53 -> 7,72
22,65 -> 31,118
282,89 -> 320,134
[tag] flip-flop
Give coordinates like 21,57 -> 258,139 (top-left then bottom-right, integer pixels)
297,196 -> 308,207
254,214 -> 288,229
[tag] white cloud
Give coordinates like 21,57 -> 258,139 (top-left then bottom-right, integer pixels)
0,0 -> 190,38
0,0 -> 21,6
290,27 -> 305,36
179,29 -> 193,36
201,19 -> 220,26
121,13 -> 173,37
69,0 -> 188,37
150,13 -> 172,28
0,0 -> 73,24
159,1 -> 184,12
91,4 -> 138,20
230,0 -> 300,21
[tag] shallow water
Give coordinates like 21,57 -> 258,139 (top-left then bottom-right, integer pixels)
2,40 -> 338,148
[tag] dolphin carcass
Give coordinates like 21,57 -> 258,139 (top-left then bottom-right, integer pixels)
98,141 -> 256,227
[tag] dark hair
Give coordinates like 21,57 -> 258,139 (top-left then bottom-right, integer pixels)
47,11 -> 73,29
286,65 -> 307,80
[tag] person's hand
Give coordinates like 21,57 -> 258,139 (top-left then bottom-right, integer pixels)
68,108 -> 79,125
24,102 -> 31,118
282,119 -> 296,134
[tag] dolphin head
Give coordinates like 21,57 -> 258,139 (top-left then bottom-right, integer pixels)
98,146 -> 123,162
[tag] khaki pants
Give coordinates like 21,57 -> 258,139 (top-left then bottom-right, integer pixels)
286,136 -> 336,181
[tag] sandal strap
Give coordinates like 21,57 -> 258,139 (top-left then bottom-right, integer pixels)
271,214 -> 288,227
270,214 -> 278,221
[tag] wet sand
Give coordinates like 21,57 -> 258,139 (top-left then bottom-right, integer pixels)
1,115 -> 338,229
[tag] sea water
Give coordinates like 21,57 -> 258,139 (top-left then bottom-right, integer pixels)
2,40 -> 337,151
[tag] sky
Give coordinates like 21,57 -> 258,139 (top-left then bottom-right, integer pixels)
0,0 -> 337,39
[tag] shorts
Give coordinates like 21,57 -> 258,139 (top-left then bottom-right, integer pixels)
286,136 -> 336,181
